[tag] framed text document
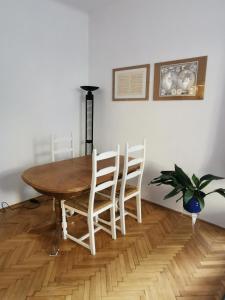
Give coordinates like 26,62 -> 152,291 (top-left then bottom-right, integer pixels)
112,64 -> 150,101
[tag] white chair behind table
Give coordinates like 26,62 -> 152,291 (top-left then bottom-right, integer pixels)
51,133 -> 75,211
51,133 -> 75,162
61,145 -> 120,255
119,140 -> 146,235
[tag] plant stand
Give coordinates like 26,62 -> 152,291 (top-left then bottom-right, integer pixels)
192,213 -> 198,226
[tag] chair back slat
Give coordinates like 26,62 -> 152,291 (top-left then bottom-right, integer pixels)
127,157 -> 144,167
95,180 -> 114,192
126,169 -> 142,180
53,148 -> 74,155
97,151 -> 118,161
128,144 -> 144,153
96,166 -> 116,178
54,137 -> 72,143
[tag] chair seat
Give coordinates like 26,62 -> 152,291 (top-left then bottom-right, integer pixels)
102,183 -> 138,198
64,192 -> 112,213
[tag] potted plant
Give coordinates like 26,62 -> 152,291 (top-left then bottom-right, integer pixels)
150,165 -> 225,213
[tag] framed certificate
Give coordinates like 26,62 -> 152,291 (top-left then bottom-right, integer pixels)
112,64 -> 150,101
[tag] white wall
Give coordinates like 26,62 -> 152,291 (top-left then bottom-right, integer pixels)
0,0 -> 88,205
89,0 -> 225,227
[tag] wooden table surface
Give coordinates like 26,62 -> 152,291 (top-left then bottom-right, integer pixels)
22,155 -> 125,199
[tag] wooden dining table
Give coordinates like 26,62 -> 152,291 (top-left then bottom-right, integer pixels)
22,155 -> 125,255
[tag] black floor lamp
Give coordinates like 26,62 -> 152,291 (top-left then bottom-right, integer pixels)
80,86 -> 99,155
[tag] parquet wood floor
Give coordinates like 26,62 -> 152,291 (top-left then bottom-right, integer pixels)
0,197 -> 224,300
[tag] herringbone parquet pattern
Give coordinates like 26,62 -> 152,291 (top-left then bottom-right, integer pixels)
0,198 -> 224,300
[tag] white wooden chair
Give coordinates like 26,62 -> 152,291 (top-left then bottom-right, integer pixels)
118,140 -> 146,235
51,133 -> 75,162
51,133 -> 75,211
61,145 -> 120,255
98,140 -> 146,235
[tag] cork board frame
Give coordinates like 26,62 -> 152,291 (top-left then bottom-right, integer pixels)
153,56 -> 207,101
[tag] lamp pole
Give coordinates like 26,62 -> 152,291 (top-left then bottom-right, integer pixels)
80,86 -> 99,155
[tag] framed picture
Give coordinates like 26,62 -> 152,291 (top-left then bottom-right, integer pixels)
153,56 -> 207,100
112,64 -> 150,101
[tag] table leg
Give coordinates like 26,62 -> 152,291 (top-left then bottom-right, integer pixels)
49,198 -> 62,256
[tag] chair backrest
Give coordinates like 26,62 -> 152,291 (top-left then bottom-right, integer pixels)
51,133 -> 75,162
120,140 -> 146,196
89,145 -> 120,213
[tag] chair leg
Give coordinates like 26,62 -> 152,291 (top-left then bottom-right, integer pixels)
136,193 -> 142,223
52,197 -> 55,211
110,206 -> 116,240
115,199 -> 119,212
88,216 -> 96,255
61,201 -> 67,240
119,198 -> 126,235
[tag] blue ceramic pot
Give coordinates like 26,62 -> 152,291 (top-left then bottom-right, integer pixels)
183,197 -> 202,213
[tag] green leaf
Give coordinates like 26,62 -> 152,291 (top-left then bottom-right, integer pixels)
175,194 -> 183,202
161,171 -> 175,175
198,198 -> 205,210
175,165 -> 193,188
192,174 -> 200,188
183,190 -> 194,205
199,180 -> 211,190
200,174 -> 224,183
151,178 -> 176,186
150,172 -> 184,190
206,188 -> 225,197
164,188 -> 182,200
215,188 -> 225,197
150,178 -> 162,184
150,177 -> 165,184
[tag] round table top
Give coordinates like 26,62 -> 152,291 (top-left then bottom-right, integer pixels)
22,155 -> 125,199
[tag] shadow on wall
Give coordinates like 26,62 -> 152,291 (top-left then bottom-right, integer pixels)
0,92 -> 85,206
205,84 -> 225,176
199,211 -> 225,226
0,137 -> 52,205
0,87 -> 86,206
51,0 -> 82,11
142,160 -> 183,213
33,136 -> 52,165
201,83 -> 225,227
0,167 -> 39,204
